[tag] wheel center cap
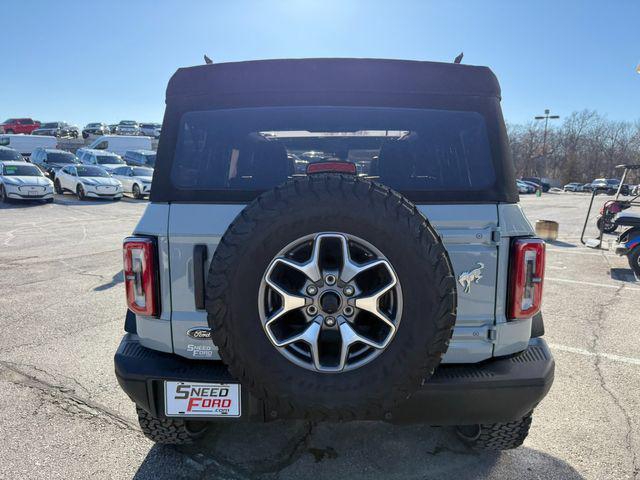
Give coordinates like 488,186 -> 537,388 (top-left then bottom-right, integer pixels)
319,291 -> 341,314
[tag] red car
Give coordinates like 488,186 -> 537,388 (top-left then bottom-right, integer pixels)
1,118 -> 40,135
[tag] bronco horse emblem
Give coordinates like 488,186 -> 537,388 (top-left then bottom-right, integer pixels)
458,262 -> 485,293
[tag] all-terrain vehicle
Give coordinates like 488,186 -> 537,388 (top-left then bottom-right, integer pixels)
581,164 -> 640,275
114,58 -> 554,450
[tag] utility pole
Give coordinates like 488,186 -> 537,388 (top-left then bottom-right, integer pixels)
534,109 -> 560,177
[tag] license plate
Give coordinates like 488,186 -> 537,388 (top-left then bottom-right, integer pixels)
27,191 -> 38,196
164,381 -> 241,417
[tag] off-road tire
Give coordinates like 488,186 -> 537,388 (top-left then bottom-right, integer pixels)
206,174 -> 457,420
456,413 -> 533,450
136,406 -> 208,445
596,216 -> 616,234
627,246 -> 640,277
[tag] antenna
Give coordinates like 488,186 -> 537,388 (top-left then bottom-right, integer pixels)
453,52 -> 463,64
204,55 -> 213,65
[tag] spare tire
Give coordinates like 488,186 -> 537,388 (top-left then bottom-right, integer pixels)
206,174 -> 457,420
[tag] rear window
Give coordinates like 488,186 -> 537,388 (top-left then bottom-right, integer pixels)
133,167 -> 153,176
170,107 -> 495,195
77,166 -> 109,177
47,152 -> 78,164
97,155 -> 124,165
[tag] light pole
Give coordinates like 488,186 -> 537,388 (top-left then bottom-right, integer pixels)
534,109 -> 560,176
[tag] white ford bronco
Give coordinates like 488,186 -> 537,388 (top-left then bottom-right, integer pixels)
114,58 -> 554,450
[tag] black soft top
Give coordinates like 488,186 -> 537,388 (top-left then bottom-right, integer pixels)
166,58 -> 501,102
153,58 -> 517,204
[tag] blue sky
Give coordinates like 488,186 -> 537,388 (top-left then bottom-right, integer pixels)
2,0 -> 638,127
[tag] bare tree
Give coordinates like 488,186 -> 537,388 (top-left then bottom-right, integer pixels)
508,110 -> 640,185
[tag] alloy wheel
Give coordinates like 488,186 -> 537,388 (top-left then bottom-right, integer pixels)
258,232 -> 402,373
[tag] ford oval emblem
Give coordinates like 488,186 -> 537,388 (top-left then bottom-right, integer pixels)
186,327 -> 212,339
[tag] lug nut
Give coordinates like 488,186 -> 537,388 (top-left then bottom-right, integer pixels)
343,285 -> 355,296
306,285 -> 318,296
325,274 -> 336,285
324,316 -> 336,327
343,306 -> 354,316
307,305 -> 318,316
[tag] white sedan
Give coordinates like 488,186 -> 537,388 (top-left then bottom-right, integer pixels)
54,164 -> 123,201
0,161 -> 54,203
110,165 -> 153,199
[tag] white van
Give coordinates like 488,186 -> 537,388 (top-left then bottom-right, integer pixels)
87,135 -> 153,157
0,134 -> 58,156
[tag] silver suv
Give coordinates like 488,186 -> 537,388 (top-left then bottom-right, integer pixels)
114,58 -> 554,450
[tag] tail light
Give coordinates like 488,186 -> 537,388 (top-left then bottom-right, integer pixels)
508,238 -> 545,319
123,237 -> 159,316
307,161 -> 356,175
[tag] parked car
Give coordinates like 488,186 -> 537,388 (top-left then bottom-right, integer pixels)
0,118 -> 40,135
123,149 -> 156,167
0,161 -> 54,203
32,122 -> 79,138
110,165 -> 153,199
87,135 -> 153,156
631,185 -> 640,196
521,176 -> 550,192
30,147 -> 79,178
109,124 -> 119,134
54,164 -> 122,201
114,58 -> 553,450
115,120 -> 141,136
519,179 -> 541,192
590,178 -> 627,195
516,180 -> 535,194
82,123 -> 111,139
139,123 -> 161,138
582,183 -> 593,192
76,148 -> 126,171
0,146 -> 25,162
0,134 -> 57,158
563,182 -> 583,192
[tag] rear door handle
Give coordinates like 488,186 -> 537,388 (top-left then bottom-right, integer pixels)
193,244 -> 208,310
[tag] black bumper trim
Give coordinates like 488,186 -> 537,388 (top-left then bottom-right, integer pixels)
114,335 -> 554,425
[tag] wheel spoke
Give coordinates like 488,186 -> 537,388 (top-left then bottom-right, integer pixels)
337,322 -> 386,370
353,272 -> 398,331
268,320 -> 321,351
264,277 -> 306,325
271,257 -> 321,283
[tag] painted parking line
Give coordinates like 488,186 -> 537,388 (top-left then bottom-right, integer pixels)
548,343 -> 640,367
545,277 -> 640,291
546,247 -> 616,257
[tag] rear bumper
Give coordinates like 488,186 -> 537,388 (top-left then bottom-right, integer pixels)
114,335 -> 554,425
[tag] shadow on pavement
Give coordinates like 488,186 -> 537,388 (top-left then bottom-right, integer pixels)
53,195 -> 147,206
94,271 -> 124,291
133,421 -> 585,480
610,268 -> 638,283
0,199 -> 51,209
546,239 -> 576,248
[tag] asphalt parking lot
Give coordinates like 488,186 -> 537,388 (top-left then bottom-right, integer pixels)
0,192 -> 638,480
